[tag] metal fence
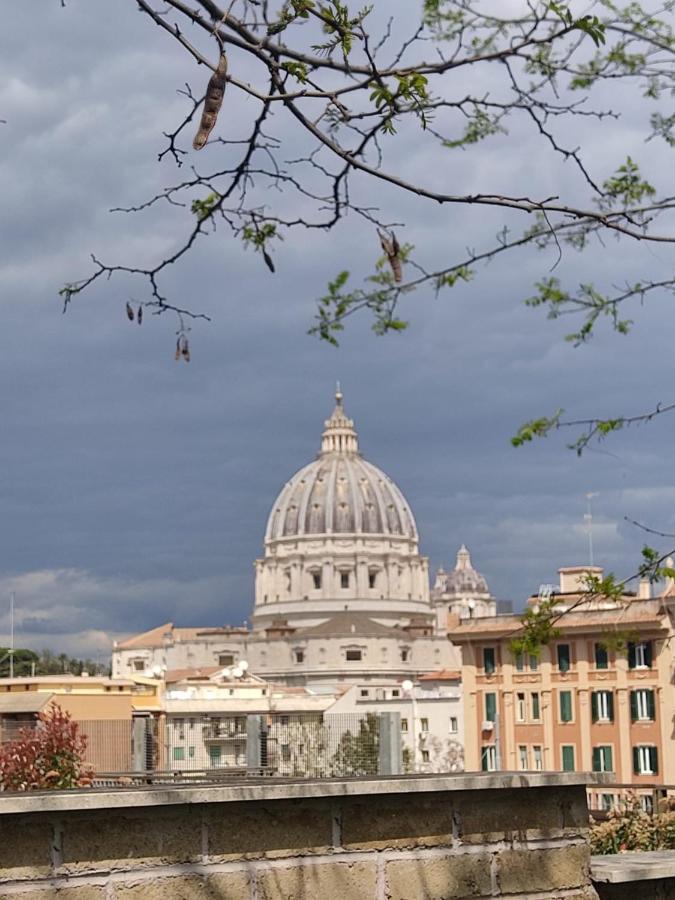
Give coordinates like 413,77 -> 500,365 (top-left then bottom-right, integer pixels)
0,712 -> 403,783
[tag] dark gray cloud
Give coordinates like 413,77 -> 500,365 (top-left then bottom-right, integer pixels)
1,2 -> 675,657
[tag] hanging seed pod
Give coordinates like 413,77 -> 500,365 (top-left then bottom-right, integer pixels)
263,249 -> 275,274
193,53 -> 228,150
175,338 -> 182,361
126,302 -> 135,322
137,305 -> 143,325
182,338 -> 191,363
378,230 -> 403,284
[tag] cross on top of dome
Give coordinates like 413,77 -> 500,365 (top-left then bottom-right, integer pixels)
321,385 -> 359,455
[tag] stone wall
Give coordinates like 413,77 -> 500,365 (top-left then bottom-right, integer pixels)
0,773 -> 606,899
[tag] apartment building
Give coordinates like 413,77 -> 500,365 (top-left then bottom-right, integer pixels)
449,566 -> 674,810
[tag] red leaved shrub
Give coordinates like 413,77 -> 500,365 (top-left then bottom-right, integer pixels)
0,704 -> 94,791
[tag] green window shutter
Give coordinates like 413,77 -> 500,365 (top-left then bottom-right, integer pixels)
532,693 -> 540,719
481,747 -> 488,771
560,691 -> 572,723
483,648 -> 495,674
647,690 -> 656,721
557,644 -> 570,672
627,643 -> 636,669
592,747 -> 601,772
604,747 -> 613,772
650,747 -> 658,775
515,653 -> 524,671
630,690 -> 638,722
633,747 -> 640,775
607,692 -> 614,722
485,692 -> 496,722
591,692 -> 598,723
644,641 -> 653,668
562,746 -> 575,772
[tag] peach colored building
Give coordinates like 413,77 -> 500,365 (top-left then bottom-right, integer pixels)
449,567 -> 675,811
0,675 -> 162,773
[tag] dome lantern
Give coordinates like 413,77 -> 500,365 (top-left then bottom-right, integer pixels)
320,387 -> 359,455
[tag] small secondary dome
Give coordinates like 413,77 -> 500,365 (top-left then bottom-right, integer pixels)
265,389 -> 418,542
434,546 -> 489,596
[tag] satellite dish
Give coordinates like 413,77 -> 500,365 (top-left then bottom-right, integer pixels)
401,680 -> 414,692
239,660 -> 249,671
232,666 -> 243,678
151,665 -> 163,677
222,667 -> 232,679
467,599 -> 476,610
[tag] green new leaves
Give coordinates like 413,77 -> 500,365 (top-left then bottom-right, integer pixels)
548,2 -> 607,46
369,73 -> 430,133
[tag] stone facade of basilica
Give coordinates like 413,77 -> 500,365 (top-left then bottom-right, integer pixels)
112,391 -> 496,690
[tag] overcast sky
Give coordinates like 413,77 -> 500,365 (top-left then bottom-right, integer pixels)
1,2 -> 675,659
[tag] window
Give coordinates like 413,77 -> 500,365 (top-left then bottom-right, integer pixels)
594,644 -> 608,670
133,659 -> 145,672
628,641 -> 652,669
515,653 -> 525,672
634,745 -> 658,775
401,718 -> 408,733
281,744 -> 291,762
531,692 -> 540,721
188,746 -> 195,758
485,692 -> 497,723
368,570 -> 377,589
529,654 -> 539,671
401,648 -> 409,662
592,746 -> 614,773
340,571 -> 350,589
532,746 -> 543,771
481,745 -> 497,772
420,717 -> 429,733
312,571 -> 322,590
631,689 -> 655,722
449,716 -> 458,733
557,644 -> 571,673
391,689 -> 400,698
360,689 -> 369,698
280,715 -> 289,726
518,746 -> 528,770
218,653 -> 234,667
560,690 -> 573,723
562,745 -> 575,772
483,647 -> 496,675
516,692 -> 526,722
591,690 -> 614,723
346,649 -> 362,661
294,650 -> 304,664
173,747 -> 185,761
209,746 -> 221,767
601,794 -> 615,812
421,750 -> 430,763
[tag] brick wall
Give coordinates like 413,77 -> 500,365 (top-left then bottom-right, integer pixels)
0,773 -> 603,899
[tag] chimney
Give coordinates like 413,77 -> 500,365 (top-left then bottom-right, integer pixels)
638,578 -> 652,600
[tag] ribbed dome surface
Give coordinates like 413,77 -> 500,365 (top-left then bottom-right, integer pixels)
265,391 -> 418,542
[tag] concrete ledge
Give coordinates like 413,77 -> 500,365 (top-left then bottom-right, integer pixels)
592,850 -> 675,884
0,771 -> 612,815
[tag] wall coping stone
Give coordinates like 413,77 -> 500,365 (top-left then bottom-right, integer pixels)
0,771 -> 611,815
592,850 -> 675,884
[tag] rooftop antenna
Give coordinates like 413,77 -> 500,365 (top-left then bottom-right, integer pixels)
584,493 -> 598,567
9,592 -> 14,679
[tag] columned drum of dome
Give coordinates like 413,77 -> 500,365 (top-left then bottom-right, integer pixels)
252,390 -> 432,630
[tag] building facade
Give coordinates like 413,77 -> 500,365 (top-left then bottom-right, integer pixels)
449,566 -> 675,810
